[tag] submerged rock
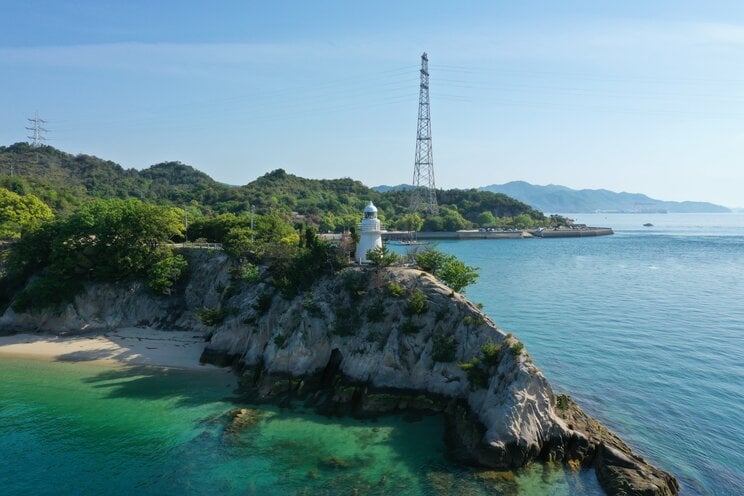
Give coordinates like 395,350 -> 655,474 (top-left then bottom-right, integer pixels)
220,407 -> 265,446
225,407 -> 264,433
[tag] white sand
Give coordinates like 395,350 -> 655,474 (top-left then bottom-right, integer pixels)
0,328 -> 224,371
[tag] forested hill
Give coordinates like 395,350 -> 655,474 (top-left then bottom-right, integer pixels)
0,142 -> 235,211
0,142 -> 547,231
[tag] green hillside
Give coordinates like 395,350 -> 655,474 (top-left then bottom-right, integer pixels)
0,142 -> 547,232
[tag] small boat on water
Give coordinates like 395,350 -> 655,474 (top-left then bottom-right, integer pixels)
643,223 -> 653,227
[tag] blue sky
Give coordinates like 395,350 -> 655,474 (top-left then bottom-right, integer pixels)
2,1 -> 744,207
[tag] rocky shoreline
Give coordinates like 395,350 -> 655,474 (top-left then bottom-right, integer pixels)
0,249 -> 678,496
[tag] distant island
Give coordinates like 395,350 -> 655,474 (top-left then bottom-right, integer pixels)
479,181 -> 730,214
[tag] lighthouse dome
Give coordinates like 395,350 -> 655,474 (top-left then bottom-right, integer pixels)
363,201 -> 378,219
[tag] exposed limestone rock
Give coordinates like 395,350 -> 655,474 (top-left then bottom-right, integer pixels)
0,250 -> 679,496
556,395 -> 680,496
0,249 -> 229,334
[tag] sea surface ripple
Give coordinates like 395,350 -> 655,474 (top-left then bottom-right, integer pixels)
437,213 -> 744,496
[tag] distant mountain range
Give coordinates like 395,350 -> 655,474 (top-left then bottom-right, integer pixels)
374,181 -> 730,213
479,181 -> 730,213
373,181 -> 730,213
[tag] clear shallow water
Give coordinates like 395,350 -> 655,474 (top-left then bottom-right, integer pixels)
431,213 -> 744,496
0,356 -> 600,496
1,213 -> 741,496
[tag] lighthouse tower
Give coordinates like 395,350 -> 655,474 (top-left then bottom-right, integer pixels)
355,201 -> 383,263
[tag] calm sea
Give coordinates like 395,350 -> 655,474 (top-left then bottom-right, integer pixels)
0,213 -> 741,495
438,213 -> 744,496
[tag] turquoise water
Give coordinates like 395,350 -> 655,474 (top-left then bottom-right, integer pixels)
0,356 -> 599,496
432,213 -> 744,496
1,213 -> 741,495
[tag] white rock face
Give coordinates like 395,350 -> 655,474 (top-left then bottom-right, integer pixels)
201,265 -> 570,462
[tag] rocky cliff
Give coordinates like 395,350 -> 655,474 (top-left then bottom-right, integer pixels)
0,248 -> 678,496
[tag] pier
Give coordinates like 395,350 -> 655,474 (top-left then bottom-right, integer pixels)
382,227 -> 613,241
320,227 -> 613,243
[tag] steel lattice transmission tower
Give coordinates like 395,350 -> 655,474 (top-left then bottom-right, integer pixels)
26,112 -> 48,147
410,52 -> 438,214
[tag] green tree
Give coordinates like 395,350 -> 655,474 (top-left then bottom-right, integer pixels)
223,227 -> 256,260
422,215 -> 444,231
319,211 -> 338,232
55,199 -> 184,279
441,208 -> 471,231
438,257 -> 479,293
4,198 -> 186,310
414,249 -> 448,273
147,252 -> 188,294
187,213 -> 243,242
415,248 -> 479,293
0,188 -> 53,239
394,213 -> 423,232
253,213 -> 299,245
513,213 -> 535,228
366,245 -> 400,268
476,211 -> 497,227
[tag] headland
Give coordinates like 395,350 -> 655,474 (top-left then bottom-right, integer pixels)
0,248 -> 677,496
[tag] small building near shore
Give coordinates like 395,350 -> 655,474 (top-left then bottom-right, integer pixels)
355,201 -> 384,263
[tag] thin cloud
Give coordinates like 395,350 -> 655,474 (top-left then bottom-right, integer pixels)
0,41 -> 342,72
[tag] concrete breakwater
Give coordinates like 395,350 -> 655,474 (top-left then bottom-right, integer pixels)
530,227 -> 614,238
381,226 -> 614,241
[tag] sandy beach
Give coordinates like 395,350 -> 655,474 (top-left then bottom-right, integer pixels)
0,327 -> 224,371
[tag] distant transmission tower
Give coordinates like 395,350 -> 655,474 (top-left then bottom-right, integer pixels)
26,112 -> 48,147
410,52 -> 438,214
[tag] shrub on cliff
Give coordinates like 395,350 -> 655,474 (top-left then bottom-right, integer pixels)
404,289 -> 428,316
509,342 -> 525,356
432,335 -> 457,362
366,245 -> 400,268
195,307 -> 226,326
365,298 -> 386,322
481,340 -> 501,366
400,318 -> 422,334
270,226 -> 347,298
11,273 -> 81,313
147,252 -> 188,295
386,281 -> 405,298
459,357 -> 490,389
414,248 -> 479,293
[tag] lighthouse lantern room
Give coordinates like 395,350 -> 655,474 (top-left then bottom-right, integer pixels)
355,201 -> 384,263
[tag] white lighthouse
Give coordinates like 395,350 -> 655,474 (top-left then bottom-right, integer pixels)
355,201 -> 384,263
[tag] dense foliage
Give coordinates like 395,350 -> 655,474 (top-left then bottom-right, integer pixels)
2,199 -> 185,310
0,188 -> 53,239
414,248 -> 479,293
0,143 -> 548,233
366,245 -> 400,268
